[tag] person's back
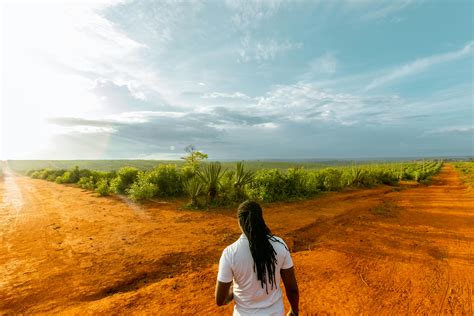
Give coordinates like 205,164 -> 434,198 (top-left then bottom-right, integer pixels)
215,201 -> 299,316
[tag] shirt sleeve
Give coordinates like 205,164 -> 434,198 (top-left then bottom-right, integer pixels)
281,241 -> 294,269
217,248 -> 233,283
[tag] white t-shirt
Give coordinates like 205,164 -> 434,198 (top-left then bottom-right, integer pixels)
217,234 -> 294,316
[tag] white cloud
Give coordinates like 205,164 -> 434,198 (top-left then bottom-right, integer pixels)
422,125 -> 474,136
255,122 -> 279,129
52,125 -> 117,135
225,0 -> 283,30
253,81 -> 471,127
253,82 -> 405,125
202,91 -> 251,100
238,36 -> 302,62
361,0 -> 415,20
309,53 -> 338,75
366,41 -> 474,91
107,111 -> 187,123
343,0 -> 416,21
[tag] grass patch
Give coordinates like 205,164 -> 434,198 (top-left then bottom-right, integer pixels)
371,201 -> 399,217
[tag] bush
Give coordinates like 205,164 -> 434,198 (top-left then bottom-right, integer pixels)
247,169 -> 288,202
26,169 -> 36,177
78,176 -> 95,190
127,171 -> 158,202
110,167 -> 139,194
320,168 -> 343,191
197,162 -> 225,202
247,168 -> 320,202
35,168 -> 54,180
55,166 -> 81,184
91,170 -> 115,183
233,162 -> 254,201
372,169 -> 398,186
95,179 -> 110,196
285,168 -> 310,197
147,164 -> 183,197
183,176 -> 204,207
218,171 -> 236,205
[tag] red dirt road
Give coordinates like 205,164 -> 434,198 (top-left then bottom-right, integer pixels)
0,164 -> 472,314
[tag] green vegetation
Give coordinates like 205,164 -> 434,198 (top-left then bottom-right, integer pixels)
453,161 -> 474,188
110,167 -> 139,194
7,159 -> 379,174
95,179 -> 111,196
180,145 -> 208,172
197,162 -> 225,203
127,171 -> 158,202
26,158 -> 443,207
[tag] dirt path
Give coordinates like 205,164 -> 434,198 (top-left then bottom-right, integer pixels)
0,164 -> 472,314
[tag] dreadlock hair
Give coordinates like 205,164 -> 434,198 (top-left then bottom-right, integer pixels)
238,200 -> 283,293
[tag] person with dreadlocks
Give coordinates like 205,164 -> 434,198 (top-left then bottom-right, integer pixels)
215,200 -> 299,316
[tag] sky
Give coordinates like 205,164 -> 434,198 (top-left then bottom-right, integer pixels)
1,0 -> 473,160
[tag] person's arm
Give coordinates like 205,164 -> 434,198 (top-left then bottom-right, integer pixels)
216,248 -> 233,306
281,267 -> 299,316
215,281 -> 233,306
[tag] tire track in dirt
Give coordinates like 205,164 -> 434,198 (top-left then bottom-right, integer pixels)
289,164 -> 474,314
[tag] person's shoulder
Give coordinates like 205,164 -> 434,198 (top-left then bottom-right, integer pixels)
223,236 -> 245,254
271,235 -> 289,249
271,235 -> 285,243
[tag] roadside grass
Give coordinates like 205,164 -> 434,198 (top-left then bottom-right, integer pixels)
24,160 -> 444,208
371,201 -> 399,217
453,162 -> 474,188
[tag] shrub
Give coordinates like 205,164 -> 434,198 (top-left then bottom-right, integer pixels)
306,170 -> 325,191
147,164 -> 183,197
247,168 -> 318,202
233,162 -> 254,201
372,169 -> 398,186
55,166 -> 81,184
30,170 -> 41,179
342,165 -> 366,187
110,167 -> 139,194
56,171 -> 71,184
247,169 -> 287,202
78,176 -> 95,190
197,162 -> 225,202
127,171 -> 158,202
56,171 -> 73,184
37,168 -> 54,180
46,169 -> 66,182
183,176 -> 204,207
285,168 -> 310,197
95,179 -> 110,196
219,171 -> 236,205
317,168 -> 343,191
26,169 -> 36,177
79,169 -> 93,178
91,170 -> 114,183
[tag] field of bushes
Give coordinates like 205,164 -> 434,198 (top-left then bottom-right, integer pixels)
453,161 -> 474,188
25,159 -> 443,207
9,159 -> 356,174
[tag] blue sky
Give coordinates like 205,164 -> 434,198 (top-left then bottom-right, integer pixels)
1,0 -> 473,159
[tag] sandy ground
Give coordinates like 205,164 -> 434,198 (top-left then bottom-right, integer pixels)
0,164 -> 472,314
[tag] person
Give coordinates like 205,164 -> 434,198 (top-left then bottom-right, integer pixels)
215,200 -> 299,316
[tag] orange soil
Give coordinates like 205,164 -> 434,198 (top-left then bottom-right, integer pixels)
0,164 -> 472,314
